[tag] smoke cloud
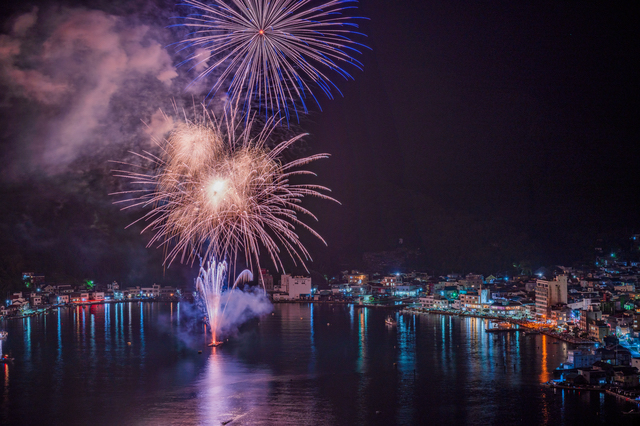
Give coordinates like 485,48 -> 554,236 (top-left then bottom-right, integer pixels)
217,287 -> 273,339
0,6 -> 179,176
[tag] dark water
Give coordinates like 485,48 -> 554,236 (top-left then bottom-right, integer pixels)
0,302 -> 636,425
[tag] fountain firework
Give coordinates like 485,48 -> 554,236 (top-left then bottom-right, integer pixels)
112,108 -> 336,343
196,257 -> 253,345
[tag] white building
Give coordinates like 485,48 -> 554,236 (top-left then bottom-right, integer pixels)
393,285 -> 419,297
280,275 -> 312,299
419,295 -> 434,308
89,292 -> 105,301
140,284 -> 161,298
535,275 -> 568,319
460,292 -> 480,311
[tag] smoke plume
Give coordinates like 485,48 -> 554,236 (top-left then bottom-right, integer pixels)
217,287 -> 273,339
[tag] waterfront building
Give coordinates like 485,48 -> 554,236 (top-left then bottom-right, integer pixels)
612,367 -> 640,388
535,275 -> 568,320
577,368 -> 608,386
460,292 -> 480,311
89,292 -> 104,301
419,295 -> 450,309
419,295 -> 434,308
563,349 -> 601,369
54,294 -> 69,304
140,284 -> 161,298
487,301 -> 522,316
260,269 -> 274,290
159,286 -> 179,298
433,298 -> 450,310
280,275 -> 312,300
70,292 -> 89,303
30,295 -> 42,307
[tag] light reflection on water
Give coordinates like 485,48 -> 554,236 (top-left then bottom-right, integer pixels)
0,303 -> 637,425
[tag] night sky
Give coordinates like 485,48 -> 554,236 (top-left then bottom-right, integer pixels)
1,1 -> 639,288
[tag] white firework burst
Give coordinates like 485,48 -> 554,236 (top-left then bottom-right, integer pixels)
111,108 -> 337,272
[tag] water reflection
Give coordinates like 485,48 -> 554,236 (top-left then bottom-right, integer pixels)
0,304 -> 636,425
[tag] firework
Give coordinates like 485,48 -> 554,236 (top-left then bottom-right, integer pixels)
175,0 -> 368,120
196,257 -> 252,345
111,108 -> 337,274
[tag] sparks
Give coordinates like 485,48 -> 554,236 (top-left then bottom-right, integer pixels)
111,107 -> 338,272
174,0 -> 369,121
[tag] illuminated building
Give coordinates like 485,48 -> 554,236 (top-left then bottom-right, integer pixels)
69,292 -> 89,303
588,321 -> 610,342
380,276 -> 400,287
89,292 -> 105,301
346,272 -> 369,285
535,275 -> 568,319
279,275 -> 312,300
458,274 -> 484,289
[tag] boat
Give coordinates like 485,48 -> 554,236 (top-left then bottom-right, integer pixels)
623,409 -> 640,416
385,317 -> 397,326
0,354 -> 12,363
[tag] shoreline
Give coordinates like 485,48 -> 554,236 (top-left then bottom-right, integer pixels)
399,307 -> 596,345
1,298 -> 181,321
543,383 -> 640,406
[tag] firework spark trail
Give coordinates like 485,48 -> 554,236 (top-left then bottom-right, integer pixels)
111,107 -> 338,277
173,0 -> 369,121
